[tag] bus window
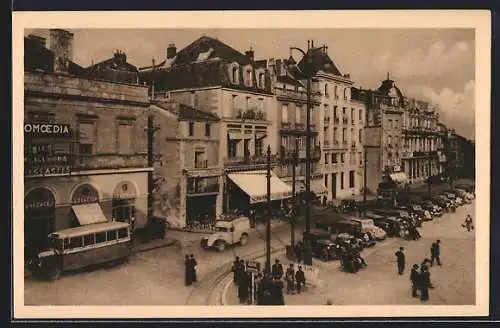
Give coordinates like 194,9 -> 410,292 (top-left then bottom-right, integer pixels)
68,237 -> 83,249
107,230 -> 117,241
96,232 -> 106,244
83,234 -> 95,246
63,238 -> 71,249
118,228 -> 128,239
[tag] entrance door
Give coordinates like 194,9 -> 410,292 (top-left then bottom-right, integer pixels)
24,188 -> 56,258
331,173 -> 337,199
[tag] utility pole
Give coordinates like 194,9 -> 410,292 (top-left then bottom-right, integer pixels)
265,145 -> 272,273
290,138 -> 298,249
147,116 -> 154,218
363,146 -> 368,216
427,157 -> 432,198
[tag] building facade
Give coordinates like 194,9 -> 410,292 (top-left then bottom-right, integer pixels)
267,58 -> 323,199
139,36 -> 292,228
446,129 -> 475,180
402,98 -> 440,184
24,29 -> 151,255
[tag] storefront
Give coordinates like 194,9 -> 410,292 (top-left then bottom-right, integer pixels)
24,187 -> 56,256
112,181 -> 137,228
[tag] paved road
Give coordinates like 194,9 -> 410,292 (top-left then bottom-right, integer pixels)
23,221 -> 293,305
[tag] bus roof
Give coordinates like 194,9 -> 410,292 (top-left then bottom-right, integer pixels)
49,221 -> 130,239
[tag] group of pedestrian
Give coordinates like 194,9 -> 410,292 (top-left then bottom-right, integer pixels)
184,254 -> 198,286
283,262 -> 306,295
462,214 -> 474,232
394,239 -> 441,302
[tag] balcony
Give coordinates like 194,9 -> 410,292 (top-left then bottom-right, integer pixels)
235,108 -> 267,121
187,182 -> 220,195
279,145 -> 322,163
194,160 -> 208,169
274,87 -> 322,103
223,154 -> 279,167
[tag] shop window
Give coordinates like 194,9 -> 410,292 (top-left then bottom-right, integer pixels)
96,232 -> 106,244
228,139 -> 238,158
112,199 -> 135,224
107,230 -> 117,241
188,122 -> 194,136
68,237 -> 83,248
349,170 -> 355,188
118,228 -> 128,239
83,234 -> 95,246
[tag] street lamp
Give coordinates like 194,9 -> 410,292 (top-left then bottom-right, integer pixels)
289,40 -> 320,266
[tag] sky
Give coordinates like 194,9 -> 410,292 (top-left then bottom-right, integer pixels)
25,28 -> 476,139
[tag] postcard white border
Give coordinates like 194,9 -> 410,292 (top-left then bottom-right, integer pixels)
12,10 -> 491,319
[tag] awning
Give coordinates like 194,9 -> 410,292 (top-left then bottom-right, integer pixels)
71,203 -> 108,226
228,171 -> 293,204
309,179 -> 328,196
389,172 -> 408,184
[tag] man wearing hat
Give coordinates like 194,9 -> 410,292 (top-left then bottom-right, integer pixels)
410,264 -> 420,298
271,258 -> 284,280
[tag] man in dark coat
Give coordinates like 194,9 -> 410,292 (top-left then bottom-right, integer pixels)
285,263 -> 295,294
295,266 -> 306,294
189,254 -> 198,283
395,247 -> 406,275
430,240 -> 442,266
410,264 -> 420,298
184,254 -> 192,286
238,270 -> 250,304
273,278 -> 285,305
464,215 -> 473,232
294,241 -> 303,263
271,259 -> 284,280
420,267 -> 430,302
232,256 -> 241,285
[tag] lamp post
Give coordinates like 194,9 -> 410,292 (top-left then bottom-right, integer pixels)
290,138 -> 299,249
290,40 -> 319,266
266,145 -> 272,273
427,156 -> 432,198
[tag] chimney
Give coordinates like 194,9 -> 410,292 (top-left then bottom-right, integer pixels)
167,43 -> 177,59
114,50 -> 127,65
49,29 -> 74,74
28,34 -> 46,48
245,47 -> 254,62
275,59 -> 282,76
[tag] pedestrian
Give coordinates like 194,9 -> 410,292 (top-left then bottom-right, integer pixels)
295,266 -> 306,294
395,247 -> 406,275
238,270 -> 249,304
463,215 -> 474,232
184,254 -> 192,286
273,278 -> 285,305
285,263 -> 295,294
420,267 -> 430,302
410,264 -> 420,298
189,254 -> 198,283
294,241 -> 303,263
430,240 -> 442,266
271,259 -> 284,280
232,256 -> 241,284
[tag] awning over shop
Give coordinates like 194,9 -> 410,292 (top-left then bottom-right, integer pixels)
309,179 -> 328,196
228,171 -> 293,204
389,172 -> 408,184
71,203 -> 108,226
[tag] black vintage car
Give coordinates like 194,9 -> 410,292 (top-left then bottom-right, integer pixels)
336,199 -> 358,213
365,211 -> 408,238
304,229 -> 342,261
315,218 -> 375,249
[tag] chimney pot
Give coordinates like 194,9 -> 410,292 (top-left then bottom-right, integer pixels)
167,43 -> 177,59
245,48 -> 255,62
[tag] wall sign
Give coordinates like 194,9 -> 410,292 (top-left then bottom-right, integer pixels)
72,184 -> 99,205
24,122 -> 72,137
25,188 -> 55,210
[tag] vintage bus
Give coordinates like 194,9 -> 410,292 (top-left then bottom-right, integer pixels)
30,221 -> 132,280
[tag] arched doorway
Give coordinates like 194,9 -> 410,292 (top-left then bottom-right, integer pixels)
70,184 -> 100,227
24,188 -> 56,258
112,181 -> 136,228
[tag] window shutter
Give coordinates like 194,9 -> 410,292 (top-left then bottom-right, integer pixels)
118,123 -> 134,154
78,122 -> 96,144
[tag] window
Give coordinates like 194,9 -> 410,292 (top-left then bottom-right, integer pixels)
387,135 -> 392,145
359,109 -> 363,121
282,104 -> 289,123
244,68 -> 253,87
342,107 -> 346,115
96,232 -> 106,244
358,129 -> 363,143
344,88 -> 348,99
107,230 -> 117,241
324,105 -> 329,118
259,73 -> 265,88
358,152 -> 362,165
28,111 -> 55,122
117,121 -> 135,155
332,153 -> 338,163
118,228 -> 128,239
205,123 -> 211,137
243,139 -> 250,157
188,122 -> 194,136
349,170 -> 355,188
324,154 -> 329,164
195,151 -> 207,168
340,153 -> 345,163
232,66 -> 239,84
295,106 -> 302,123
68,237 -> 83,248
78,120 -> 96,156
340,172 -> 345,189
83,234 -> 95,246
255,138 -> 263,155
333,106 -> 338,121
258,98 -> 264,112
231,95 -> 238,110
324,83 -> 329,96
342,128 -> 346,142
228,139 -> 238,157
394,119 -> 399,128
246,97 -> 251,110
324,175 -> 328,189
388,119 -> 393,129
351,108 -> 355,123
334,86 -> 338,99
333,128 -> 338,143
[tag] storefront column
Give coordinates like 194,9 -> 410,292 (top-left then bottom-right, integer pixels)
216,175 -> 224,218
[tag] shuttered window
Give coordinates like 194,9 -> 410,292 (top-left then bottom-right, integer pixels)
78,121 -> 96,156
117,122 -> 134,155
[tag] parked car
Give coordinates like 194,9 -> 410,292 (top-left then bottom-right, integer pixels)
425,196 -> 451,212
454,188 -> 474,201
370,208 -> 421,228
365,212 -> 405,238
200,216 -> 251,252
315,217 -> 376,248
434,195 -> 455,210
305,229 -> 342,261
336,199 -> 358,213
332,232 -> 364,252
446,189 -> 472,204
455,184 -> 475,197
419,200 -> 443,217
407,204 -> 433,221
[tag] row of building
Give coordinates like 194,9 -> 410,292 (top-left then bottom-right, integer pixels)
23,30 -> 474,252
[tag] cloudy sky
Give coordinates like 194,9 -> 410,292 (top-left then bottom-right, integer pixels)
26,28 -> 475,139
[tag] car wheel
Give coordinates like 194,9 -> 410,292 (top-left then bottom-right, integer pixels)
215,241 -> 226,252
45,267 -> 61,281
240,234 -> 249,246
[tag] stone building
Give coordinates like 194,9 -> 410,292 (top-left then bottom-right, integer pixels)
401,98 -> 440,184
149,100 -> 221,229
267,58 -> 323,200
24,29 -> 151,255
139,36 -> 291,228
351,75 -> 406,195
83,49 -> 140,84
288,45 -> 364,201
436,122 -> 449,175
446,129 -> 475,180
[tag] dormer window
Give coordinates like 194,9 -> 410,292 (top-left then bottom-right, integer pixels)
259,73 -> 265,88
244,65 -> 253,87
229,62 -> 240,84
324,83 -> 329,96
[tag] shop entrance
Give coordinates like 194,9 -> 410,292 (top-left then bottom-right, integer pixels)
112,181 -> 137,228
24,188 -> 55,258
186,195 -> 217,229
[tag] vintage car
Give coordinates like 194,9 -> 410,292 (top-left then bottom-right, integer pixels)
333,232 -> 364,252
445,189 -> 472,204
453,188 -> 474,201
200,216 -> 251,252
455,184 -> 475,197
365,212 -> 408,239
305,229 -> 342,261
408,204 -> 433,221
419,200 -> 443,217
371,208 -> 421,228
315,217 -> 375,248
